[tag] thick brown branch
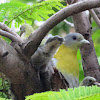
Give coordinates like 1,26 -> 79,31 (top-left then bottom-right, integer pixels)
22,0 -> 100,59
0,22 -> 22,43
89,9 -> 100,28
0,30 -> 22,43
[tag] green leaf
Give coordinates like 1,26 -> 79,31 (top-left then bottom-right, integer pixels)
25,86 -> 100,100
0,0 -> 65,26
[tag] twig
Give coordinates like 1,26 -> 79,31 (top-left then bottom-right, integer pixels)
94,8 -> 100,19
0,30 -> 22,43
0,89 -> 8,93
7,8 -> 31,25
64,19 -> 74,27
89,9 -> 100,28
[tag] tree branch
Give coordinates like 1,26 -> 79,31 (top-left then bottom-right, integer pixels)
89,9 -> 100,28
22,0 -> 100,59
94,8 -> 100,19
64,19 -> 74,27
0,30 -> 22,43
0,22 -> 22,43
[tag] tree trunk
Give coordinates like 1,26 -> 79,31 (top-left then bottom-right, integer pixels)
0,37 -> 68,100
71,0 -> 100,82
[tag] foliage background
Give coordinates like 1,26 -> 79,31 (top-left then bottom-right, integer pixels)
0,0 -> 100,99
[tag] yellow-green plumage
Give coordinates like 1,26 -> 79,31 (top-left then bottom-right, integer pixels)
54,44 -> 79,78
20,24 -> 34,39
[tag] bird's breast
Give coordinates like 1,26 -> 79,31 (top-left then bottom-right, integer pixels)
54,44 -> 79,78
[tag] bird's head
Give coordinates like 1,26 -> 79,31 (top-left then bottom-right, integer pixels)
80,76 -> 100,86
63,33 -> 90,50
20,25 -> 26,33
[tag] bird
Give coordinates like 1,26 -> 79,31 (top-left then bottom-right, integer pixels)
54,33 -> 90,88
20,24 -> 34,40
80,76 -> 100,86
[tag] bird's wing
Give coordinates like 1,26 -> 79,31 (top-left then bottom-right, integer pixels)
62,73 -> 79,88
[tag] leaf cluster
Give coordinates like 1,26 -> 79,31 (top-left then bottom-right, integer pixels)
0,0 -> 65,27
26,86 -> 100,100
0,74 -> 10,99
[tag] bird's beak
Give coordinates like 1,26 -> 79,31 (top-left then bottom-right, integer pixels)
93,81 -> 100,87
80,39 -> 90,44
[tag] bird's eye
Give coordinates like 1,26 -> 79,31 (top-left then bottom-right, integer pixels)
72,36 -> 77,40
89,79 -> 92,83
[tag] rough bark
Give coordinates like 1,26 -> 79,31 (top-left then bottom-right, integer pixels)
89,9 -> 100,28
0,39 -> 44,100
94,8 -> 100,19
70,0 -> 100,81
0,22 -> 22,43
